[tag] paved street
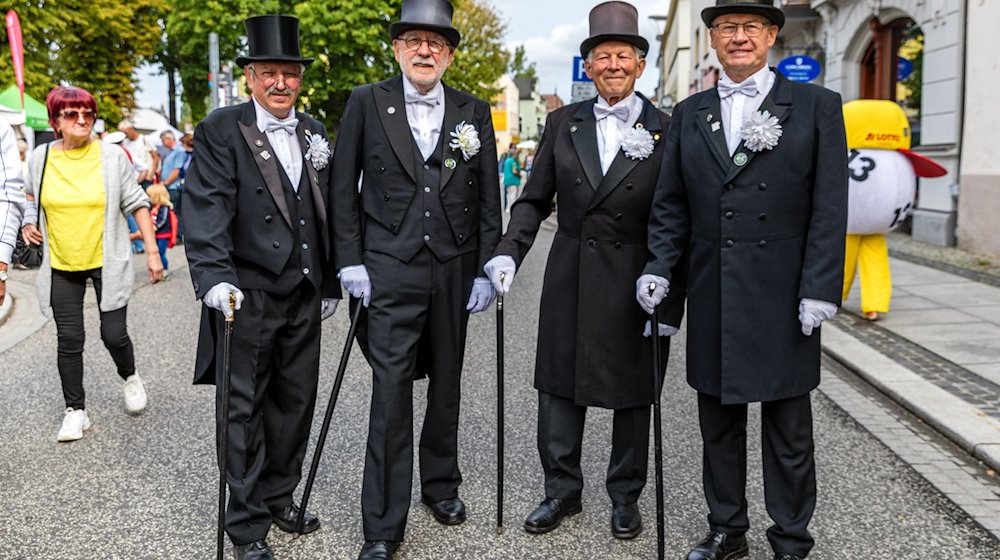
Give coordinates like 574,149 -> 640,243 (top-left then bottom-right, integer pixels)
2,223 -> 999,559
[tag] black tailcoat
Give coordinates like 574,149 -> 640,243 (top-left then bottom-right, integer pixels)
495,95 -> 686,410
644,72 -> 848,404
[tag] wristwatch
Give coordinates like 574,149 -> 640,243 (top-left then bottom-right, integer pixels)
0,270 -> 8,282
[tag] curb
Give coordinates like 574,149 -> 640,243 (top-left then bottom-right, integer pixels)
822,323 -> 1000,473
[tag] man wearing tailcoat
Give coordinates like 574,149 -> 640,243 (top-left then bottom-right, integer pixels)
485,0 -> 686,542
638,1 -> 848,559
330,0 -> 501,558
183,15 -> 339,560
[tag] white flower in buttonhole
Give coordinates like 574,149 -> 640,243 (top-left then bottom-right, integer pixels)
449,121 -> 481,161
740,110 -> 782,152
621,125 -> 655,161
303,130 -> 331,170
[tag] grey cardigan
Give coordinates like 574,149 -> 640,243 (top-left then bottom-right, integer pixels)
27,141 -> 149,316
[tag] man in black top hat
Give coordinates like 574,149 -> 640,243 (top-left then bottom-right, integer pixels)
330,0 -> 501,558
638,1 -> 847,559
183,14 -> 339,560
484,0 -> 686,542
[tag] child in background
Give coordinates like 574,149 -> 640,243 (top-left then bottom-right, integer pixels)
145,183 -> 173,279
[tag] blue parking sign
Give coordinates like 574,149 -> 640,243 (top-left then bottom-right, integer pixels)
572,56 -> 593,82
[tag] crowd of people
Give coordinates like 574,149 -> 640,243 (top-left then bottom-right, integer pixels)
0,1 -> 853,560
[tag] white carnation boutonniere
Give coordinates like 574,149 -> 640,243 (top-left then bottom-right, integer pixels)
303,130 -> 331,170
740,110 -> 782,152
449,121 -> 481,161
621,125 -> 656,161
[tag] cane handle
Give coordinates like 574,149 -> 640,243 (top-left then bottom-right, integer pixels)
648,282 -> 656,297
226,292 -> 236,323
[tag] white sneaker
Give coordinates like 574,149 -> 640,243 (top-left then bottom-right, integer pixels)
123,373 -> 148,414
57,408 -> 91,442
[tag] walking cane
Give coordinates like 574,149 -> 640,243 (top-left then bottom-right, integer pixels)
648,284 -> 666,560
217,292 -> 237,560
496,273 -> 506,534
297,300 -> 365,532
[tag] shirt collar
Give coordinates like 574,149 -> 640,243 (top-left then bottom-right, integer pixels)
719,66 -> 773,94
402,76 -> 444,106
253,98 -> 298,134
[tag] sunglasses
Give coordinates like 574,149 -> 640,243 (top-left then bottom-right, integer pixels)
59,109 -> 97,122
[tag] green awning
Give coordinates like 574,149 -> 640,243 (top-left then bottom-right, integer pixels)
0,85 -> 51,130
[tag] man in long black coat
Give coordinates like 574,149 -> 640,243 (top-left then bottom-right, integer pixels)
639,2 -> 848,559
329,1 -> 501,558
183,16 -> 339,560
485,1 -> 685,542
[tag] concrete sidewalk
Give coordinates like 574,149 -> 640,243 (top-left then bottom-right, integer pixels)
824,252 -> 1000,473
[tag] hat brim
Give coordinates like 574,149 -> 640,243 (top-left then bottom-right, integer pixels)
235,54 -> 315,68
898,149 -> 948,178
579,34 -> 650,59
701,6 -> 785,29
389,22 -> 461,49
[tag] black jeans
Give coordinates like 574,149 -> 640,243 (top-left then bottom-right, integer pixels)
50,268 -> 135,409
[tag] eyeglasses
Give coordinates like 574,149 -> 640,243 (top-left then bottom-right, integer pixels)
398,35 -> 450,54
59,109 -> 96,122
713,22 -> 769,38
249,67 -> 302,88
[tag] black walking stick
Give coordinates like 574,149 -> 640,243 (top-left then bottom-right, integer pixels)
297,300 -> 365,532
496,273 -> 506,534
217,293 -> 237,560
648,284 -> 666,560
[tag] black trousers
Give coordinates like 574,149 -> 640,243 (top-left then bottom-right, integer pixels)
697,392 -> 816,557
361,247 -> 475,541
213,283 -> 321,545
537,391 -> 651,505
50,268 -> 135,409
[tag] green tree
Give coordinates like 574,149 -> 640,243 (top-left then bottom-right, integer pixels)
447,0 -> 508,102
509,44 -> 537,81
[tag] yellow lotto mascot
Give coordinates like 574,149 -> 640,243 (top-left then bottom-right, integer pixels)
842,99 -> 946,320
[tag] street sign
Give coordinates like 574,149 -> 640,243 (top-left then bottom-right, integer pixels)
572,56 -> 592,82
777,55 -> 822,83
571,82 -> 597,103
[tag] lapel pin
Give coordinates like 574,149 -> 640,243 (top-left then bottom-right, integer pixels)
635,123 -> 644,129
653,133 -> 661,141
707,114 -> 713,122
570,125 -> 578,133
255,139 -> 264,147
445,158 -> 457,169
711,122 -> 721,132
260,150 -> 271,161
387,106 -> 396,115
733,152 -> 748,166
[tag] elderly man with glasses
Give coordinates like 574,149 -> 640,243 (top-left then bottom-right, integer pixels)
330,0 -> 501,558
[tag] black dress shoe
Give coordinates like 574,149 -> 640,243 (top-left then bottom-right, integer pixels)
774,554 -> 804,560
234,539 -> 274,560
358,540 -> 398,560
523,497 -> 583,534
271,502 -> 320,534
421,496 -> 467,525
687,531 -> 749,560
611,502 -> 642,539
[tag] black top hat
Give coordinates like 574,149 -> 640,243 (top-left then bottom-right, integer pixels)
235,15 -> 314,68
389,0 -> 462,49
701,0 -> 785,29
579,1 -> 650,58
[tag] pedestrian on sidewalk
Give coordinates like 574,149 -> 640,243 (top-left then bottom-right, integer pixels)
145,183 -> 174,278
0,118 -> 26,305
486,0 -> 686,542
501,145 -> 521,212
20,86 -> 163,443
330,0 -> 501,557
182,15 -> 339,560
639,1 -> 848,559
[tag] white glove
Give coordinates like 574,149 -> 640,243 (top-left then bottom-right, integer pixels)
338,264 -> 371,307
799,298 -> 837,336
636,274 -> 670,315
466,277 -> 496,314
643,321 -> 679,338
321,298 -> 339,320
484,255 -> 516,295
204,282 -> 244,319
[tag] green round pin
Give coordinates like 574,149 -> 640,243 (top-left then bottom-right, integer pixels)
734,152 -> 748,166
445,158 -> 457,169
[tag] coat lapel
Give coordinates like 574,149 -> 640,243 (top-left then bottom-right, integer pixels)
588,95 -> 663,210
723,71 -> 793,183
238,103 -> 291,227
297,119 -> 328,252
440,84 -> 474,191
570,99 -> 603,192
373,77 -> 418,185
695,93 -> 733,172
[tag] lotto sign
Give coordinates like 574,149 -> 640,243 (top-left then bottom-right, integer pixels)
777,55 -> 821,83
846,149 -> 916,234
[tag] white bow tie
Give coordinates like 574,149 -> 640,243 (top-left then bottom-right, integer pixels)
594,103 -> 629,122
405,91 -> 440,107
717,80 -> 759,100
262,116 -> 297,136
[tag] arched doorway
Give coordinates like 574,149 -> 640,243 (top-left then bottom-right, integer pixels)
859,17 -> 924,145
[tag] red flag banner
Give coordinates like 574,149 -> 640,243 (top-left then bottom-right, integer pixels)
6,10 -> 25,109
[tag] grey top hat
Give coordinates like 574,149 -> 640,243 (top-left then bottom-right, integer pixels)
236,15 -> 314,68
701,0 -> 785,29
389,0 -> 462,49
579,1 -> 650,58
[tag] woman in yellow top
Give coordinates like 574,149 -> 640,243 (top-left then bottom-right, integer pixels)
21,86 -> 163,442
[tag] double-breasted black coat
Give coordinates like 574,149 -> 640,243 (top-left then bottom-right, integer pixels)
495,95 -> 686,410
644,71 -> 848,404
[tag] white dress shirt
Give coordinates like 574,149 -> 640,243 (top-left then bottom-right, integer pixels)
719,66 -> 775,155
402,76 -> 445,161
253,99 -> 303,190
594,92 -> 643,175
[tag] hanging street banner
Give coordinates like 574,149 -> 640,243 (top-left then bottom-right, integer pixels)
6,10 -> 25,109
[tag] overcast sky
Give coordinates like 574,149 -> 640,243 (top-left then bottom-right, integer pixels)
134,0 -> 668,111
